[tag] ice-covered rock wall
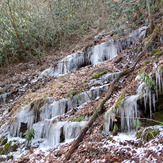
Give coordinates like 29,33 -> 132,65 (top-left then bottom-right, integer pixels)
9,83 -> 109,146
104,64 -> 163,134
10,104 -> 35,137
32,120 -> 87,147
2,26 -> 150,148
40,26 -> 147,77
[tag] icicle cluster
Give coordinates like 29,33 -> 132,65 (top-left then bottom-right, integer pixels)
40,27 -> 147,78
104,64 -> 163,133
9,83 -> 109,146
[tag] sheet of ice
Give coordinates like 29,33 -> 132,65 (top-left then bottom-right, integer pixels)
113,132 -> 136,141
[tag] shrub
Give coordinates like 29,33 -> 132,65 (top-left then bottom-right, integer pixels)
24,128 -> 35,144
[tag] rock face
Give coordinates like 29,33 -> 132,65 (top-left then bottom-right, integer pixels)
40,26 -> 147,77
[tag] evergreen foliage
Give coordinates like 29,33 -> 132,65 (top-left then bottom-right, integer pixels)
139,71 -> 155,87
0,0 -> 161,66
24,128 -> 35,143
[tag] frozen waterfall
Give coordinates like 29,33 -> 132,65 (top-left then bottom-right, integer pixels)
104,64 -> 163,134
40,26 -> 147,78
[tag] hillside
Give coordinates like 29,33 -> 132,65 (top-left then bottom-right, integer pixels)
0,1 -> 163,163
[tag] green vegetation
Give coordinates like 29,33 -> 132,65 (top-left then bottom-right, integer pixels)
24,128 -> 35,144
0,89 -> 7,95
57,84 -> 63,89
144,59 -> 151,66
108,136 -> 113,141
0,0 -> 161,66
30,98 -> 46,113
92,69 -> 107,79
134,119 -> 142,128
136,128 -> 160,142
138,71 -> 155,87
67,89 -> 79,98
73,115 -> 86,122
112,123 -> 119,136
147,110 -> 163,126
115,96 -> 125,109
0,139 -> 18,155
0,137 -> 8,146
152,49 -> 163,57
2,141 -> 12,155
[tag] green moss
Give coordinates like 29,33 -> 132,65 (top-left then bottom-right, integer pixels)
57,84 -> 63,89
67,89 -> 78,98
136,128 -> 160,142
0,137 -> 8,146
115,96 -> 124,109
152,110 -> 163,124
144,59 -> 151,66
73,115 -> 85,122
152,50 -> 163,57
92,69 -> 107,79
134,119 -> 142,128
136,131 -> 142,139
161,66 -> 163,71
108,137 -> 113,141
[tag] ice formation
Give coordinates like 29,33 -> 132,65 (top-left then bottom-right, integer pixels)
88,72 -> 120,86
10,104 -> 35,137
40,26 -> 147,77
104,64 -> 163,134
0,92 -> 10,103
9,83 -> 108,146
2,26 -> 157,149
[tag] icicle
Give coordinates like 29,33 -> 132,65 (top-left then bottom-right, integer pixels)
10,104 -> 35,137
33,122 -> 45,139
64,121 -> 87,141
152,93 -> 156,112
47,122 -> 66,147
155,67 -> 163,95
148,89 -> 152,118
39,27 -> 147,78
104,109 -> 116,133
119,95 -> 139,132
